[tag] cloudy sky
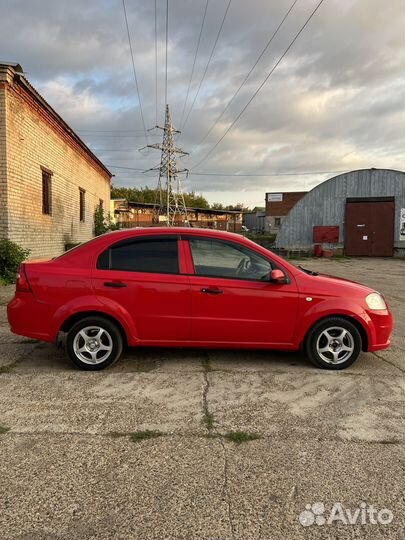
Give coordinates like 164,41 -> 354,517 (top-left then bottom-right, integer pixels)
1,0 -> 403,206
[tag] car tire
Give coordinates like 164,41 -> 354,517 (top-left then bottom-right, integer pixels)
66,316 -> 123,371
305,317 -> 362,370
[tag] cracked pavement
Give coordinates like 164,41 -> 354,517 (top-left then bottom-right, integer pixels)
0,258 -> 404,539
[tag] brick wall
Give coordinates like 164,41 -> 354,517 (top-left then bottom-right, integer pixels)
265,191 -> 307,217
265,191 -> 307,231
2,72 -> 110,259
0,84 -> 8,239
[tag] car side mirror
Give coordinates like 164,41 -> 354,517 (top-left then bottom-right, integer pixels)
270,269 -> 287,284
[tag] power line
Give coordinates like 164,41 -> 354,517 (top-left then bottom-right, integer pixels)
165,0 -> 169,105
107,164 -> 347,177
191,169 -> 347,177
122,0 -> 148,144
191,0 -> 326,170
154,0 -> 158,125
90,148 -> 157,152
80,134 -> 149,139
107,165 -> 154,171
178,0 -> 210,128
77,129 -> 147,133
196,0 -> 299,147
181,0 -> 232,131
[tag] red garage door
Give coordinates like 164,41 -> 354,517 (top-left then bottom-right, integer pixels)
345,199 -> 394,257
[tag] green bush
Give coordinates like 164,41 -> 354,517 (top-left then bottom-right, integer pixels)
94,204 -> 119,237
0,239 -> 30,284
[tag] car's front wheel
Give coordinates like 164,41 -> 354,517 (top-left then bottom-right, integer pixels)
305,317 -> 362,370
66,316 -> 123,370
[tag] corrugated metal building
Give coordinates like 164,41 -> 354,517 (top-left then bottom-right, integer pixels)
244,210 -> 266,232
275,169 -> 405,257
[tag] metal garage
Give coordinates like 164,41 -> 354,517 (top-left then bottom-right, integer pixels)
275,169 -> 405,257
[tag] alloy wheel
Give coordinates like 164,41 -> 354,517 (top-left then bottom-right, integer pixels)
315,326 -> 355,365
73,326 -> 113,365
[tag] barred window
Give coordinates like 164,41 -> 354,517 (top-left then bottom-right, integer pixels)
42,170 -> 52,215
79,188 -> 86,222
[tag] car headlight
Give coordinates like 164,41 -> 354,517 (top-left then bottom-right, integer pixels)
365,292 -> 387,310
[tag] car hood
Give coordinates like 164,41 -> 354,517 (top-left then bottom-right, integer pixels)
300,271 -> 375,297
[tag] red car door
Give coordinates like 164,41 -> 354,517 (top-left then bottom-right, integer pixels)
92,235 -> 191,343
185,237 -> 299,346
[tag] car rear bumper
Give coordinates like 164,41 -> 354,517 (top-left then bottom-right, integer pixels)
7,293 -> 54,342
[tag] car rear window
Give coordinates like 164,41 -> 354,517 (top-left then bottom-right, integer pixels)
97,238 -> 179,274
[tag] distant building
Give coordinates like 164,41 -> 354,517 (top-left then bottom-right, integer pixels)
275,169 -> 405,257
0,62 -> 111,258
243,209 -> 266,233
265,191 -> 307,232
111,199 -> 243,232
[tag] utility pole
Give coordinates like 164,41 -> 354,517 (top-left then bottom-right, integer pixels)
146,105 -> 189,226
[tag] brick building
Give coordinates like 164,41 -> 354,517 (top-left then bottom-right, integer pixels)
265,191 -> 307,232
0,62 -> 111,258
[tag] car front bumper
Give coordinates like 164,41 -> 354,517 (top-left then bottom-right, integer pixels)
365,309 -> 394,352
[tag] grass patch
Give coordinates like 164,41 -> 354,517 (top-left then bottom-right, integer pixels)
203,410 -> 215,432
107,431 -> 128,439
203,431 -> 222,440
223,431 -> 260,444
107,430 -> 166,442
0,361 -> 19,374
0,425 -> 10,434
201,356 -> 212,372
129,430 -> 165,443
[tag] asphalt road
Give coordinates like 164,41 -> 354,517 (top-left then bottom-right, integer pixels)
0,257 -> 403,540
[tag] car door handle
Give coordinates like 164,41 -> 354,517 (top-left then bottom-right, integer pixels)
104,281 -> 127,288
201,288 -> 223,295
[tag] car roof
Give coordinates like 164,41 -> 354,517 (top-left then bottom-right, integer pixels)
57,225 -> 297,275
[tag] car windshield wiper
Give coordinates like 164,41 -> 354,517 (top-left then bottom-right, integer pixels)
298,265 -> 319,276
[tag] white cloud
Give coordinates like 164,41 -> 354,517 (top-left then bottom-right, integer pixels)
0,0 -> 403,204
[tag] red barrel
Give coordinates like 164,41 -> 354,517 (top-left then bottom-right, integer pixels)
313,244 -> 323,257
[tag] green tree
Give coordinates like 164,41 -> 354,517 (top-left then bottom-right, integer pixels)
211,202 -> 224,210
111,185 -> 209,208
225,203 -> 250,211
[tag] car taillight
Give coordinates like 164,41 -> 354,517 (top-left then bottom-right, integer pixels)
16,264 -> 31,292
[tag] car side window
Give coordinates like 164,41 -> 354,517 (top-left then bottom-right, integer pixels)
189,238 -> 272,280
97,238 -> 179,274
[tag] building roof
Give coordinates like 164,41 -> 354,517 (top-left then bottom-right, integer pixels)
0,62 -> 112,179
0,62 -> 23,73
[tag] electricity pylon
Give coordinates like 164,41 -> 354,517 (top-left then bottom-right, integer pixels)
146,105 -> 189,226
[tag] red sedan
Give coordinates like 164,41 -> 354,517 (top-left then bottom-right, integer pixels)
7,228 -> 393,370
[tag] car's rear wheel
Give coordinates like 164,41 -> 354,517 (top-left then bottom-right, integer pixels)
305,317 -> 362,370
66,316 -> 123,370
